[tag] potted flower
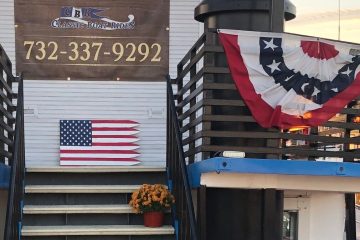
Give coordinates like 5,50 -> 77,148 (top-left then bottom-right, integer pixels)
129,184 -> 175,227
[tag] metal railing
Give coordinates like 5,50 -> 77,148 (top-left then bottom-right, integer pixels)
174,31 -> 360,162
166,76 -> 198,240
0,44 -> 25,240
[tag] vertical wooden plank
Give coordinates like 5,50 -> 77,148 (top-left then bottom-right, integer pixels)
0,47 -> 6,164
198,185 -> 207,240
266,138 -> 281,159
206,188 -> 264,240
202,31 -> 216,159
270,0 -> 285,32
308,127 -> 319,161
345,194 -> 356,240
344,101 -> 356,240
188,48 -> 197,164
177,63 -> 184,121
262,189 -> 284,240
166,87 -> 170,168
7,64 -> 14,166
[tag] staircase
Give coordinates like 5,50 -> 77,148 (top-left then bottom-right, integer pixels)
21,166 -> 175,240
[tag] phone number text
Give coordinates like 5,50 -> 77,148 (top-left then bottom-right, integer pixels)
23,40 -> 162,64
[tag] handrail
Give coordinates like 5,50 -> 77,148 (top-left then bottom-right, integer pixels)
0,44 -> 25,240
3,71 -> 25,240
0,50 -> 25,240
166,75 -> 198,240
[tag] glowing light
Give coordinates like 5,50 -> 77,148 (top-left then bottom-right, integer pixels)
288,126 -> 309,132
303,112 -> 312,119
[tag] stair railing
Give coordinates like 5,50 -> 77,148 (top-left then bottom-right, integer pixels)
166,75 -> 198,240
1,43 -> 25,240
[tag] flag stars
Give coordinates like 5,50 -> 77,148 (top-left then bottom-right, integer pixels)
60,120 -> 92,146
263,38 -> 278,51
267,60 -> 281,73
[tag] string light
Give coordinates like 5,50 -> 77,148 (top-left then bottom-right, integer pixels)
353,116 -> 360,123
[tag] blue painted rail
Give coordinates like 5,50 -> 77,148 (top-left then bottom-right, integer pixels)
188,157 -> 360,188
0,163 -> 10,189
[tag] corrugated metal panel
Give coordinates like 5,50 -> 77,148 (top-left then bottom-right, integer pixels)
23,81 -> 167,166
0,0 -> 15,65
170,0 -> 201,76
0,0 -> 201,167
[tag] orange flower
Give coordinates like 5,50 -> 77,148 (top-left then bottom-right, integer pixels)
128,184 -> 175,214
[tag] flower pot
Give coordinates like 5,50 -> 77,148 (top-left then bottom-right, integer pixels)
143,211 -> 164,227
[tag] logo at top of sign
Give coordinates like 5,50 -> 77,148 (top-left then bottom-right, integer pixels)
51,7 -> 135,30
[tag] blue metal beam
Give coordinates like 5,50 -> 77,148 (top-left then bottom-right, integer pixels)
188,157 -> 360,188
0,163 -> 10,189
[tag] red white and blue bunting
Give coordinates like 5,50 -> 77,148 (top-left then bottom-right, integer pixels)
218,29 -> 360,128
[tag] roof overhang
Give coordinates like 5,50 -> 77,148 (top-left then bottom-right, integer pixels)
188,157 -> 360,193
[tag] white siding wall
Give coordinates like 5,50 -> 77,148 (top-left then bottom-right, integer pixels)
0,0 -> 201,167
284,192 -> 346,240
24,81 -> 168,166
0,0 -> 15,64
308,193 -> 346,240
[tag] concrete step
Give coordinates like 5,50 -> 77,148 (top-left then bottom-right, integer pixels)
22,236 -> 174,240
24,192 -> 131,205
21,225 -> 175,236
22,166 -> 174,239
25,185 -> 141,194
26,166 -> 166,173
25,167 -> 167,186
23,204 -> 135,214
22,205 -> 172,226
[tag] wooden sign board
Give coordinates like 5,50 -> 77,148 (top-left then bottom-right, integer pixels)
15,0 -> 169,81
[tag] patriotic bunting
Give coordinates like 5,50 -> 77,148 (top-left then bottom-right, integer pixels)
59,120 -> 140,166
218,29 -> 360,128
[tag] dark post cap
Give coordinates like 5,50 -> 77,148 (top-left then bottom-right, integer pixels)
284,0 -> 296,21
195,0 -> 296,22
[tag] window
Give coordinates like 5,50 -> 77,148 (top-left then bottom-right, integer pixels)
283,211 -> 298,240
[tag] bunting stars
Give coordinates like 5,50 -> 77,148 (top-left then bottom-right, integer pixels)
301,83 -> 309,92
263,38 -> 278,50
341,67 -> 352,76
267,60 -> 281,73
284,76 -> 292,82
217,31 -> 360,128
258,36 -> 360,105
312,87 -> 320,97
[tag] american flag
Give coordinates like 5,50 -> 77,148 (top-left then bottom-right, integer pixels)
59,120 -> 140,166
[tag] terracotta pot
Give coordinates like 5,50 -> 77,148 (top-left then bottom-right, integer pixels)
143,211 -> 164,227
